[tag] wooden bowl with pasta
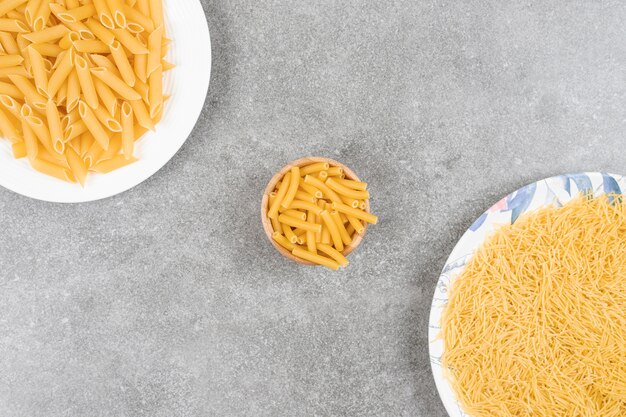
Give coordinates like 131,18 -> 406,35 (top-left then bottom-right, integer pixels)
261,157 -> 376,269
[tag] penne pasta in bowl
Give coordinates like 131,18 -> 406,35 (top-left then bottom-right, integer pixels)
261,157 -> 378,270
0,0 -> 211,202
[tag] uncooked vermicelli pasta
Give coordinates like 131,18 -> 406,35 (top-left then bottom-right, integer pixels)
442,194 -> 626,417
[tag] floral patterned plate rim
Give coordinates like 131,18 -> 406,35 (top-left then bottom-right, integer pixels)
428,172 -> 625,417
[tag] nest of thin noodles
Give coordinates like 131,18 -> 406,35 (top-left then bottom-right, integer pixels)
442,194 -> 626,417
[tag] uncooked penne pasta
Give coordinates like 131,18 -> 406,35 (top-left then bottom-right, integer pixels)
0,0 -> 168,184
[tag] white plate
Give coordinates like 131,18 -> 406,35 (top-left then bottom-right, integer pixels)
0,0 -> 211,203
428,172 -> 626,417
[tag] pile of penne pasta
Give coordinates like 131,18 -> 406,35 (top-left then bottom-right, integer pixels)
0,0 -> 171,186
267,161 -> 378,270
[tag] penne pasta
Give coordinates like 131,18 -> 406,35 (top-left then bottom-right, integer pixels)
148,0 -> 162,28
330,210 -> 352,246
93,77 -> 117,115
120,100 -> 132,159
122,5 -> 153,32
73,39 -> 109,53
0,54 -> 23,67
47,47 -> 74,97
146,24 -> 162,77
326,177 -> 370,200
78,99 -> 108,149
109,39 -> 134,86
316,244 -> 349,267
0,105 -> 19,142
45,99 -> 64,153
90,66 -> 140,100
0,0 -> 29,18
93,104 -> 121,131
64,119 -> 87,141
23,24 -> 69,43
0,81 -> 24,98
74,54 -> 98,108
320,210 -> 343,252
31,42 -> 63,57
8,74 -> 46,108
129,98 -> 153,130
31,157 -> 76,182
281,166 -> 300,209
32,0 -> 50,32
90,153 -> 135,173
84,17 -> 114,44
292,248 -> 339,270
65,69 -> 79,111
105,0 -> 125,27
111,27 -> 147,53
64,145 -> 87,186
92,0 -> 114,29
147,64 -> 161,117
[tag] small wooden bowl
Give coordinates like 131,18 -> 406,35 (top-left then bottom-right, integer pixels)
261,157 -> 370,265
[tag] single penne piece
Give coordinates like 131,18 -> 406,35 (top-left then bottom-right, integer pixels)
267,172 -> 291,219
64,119 -> 87,142
320,210 -> 344,251
78,99 -> 109,150
281,166 -> 300,208
278,214 -> 321,233
109,40 -> 134,86
316,244 -> 348,267
63,20 -> 94,39
306,210 -> 317,254
294,190 -> 316,203
347,215 -> 365,234
93,104 -> 121,131
84,17 -> 114,44
26,46 -> 47,96
53,3 -> 96,22
134,78 -> 148,103
335,178 -> 367,191
111,27 -> 147,54
65,69 -> 80,111
96,132 -> 122,162
0,65 -> 29,78
90,66 -> 141,100
0,18 -> 29,32
300,182 -> 323,199
122,5 -> 153,32
0,105 -> 19,142
327,166 -> 343,177
270,215 -> 283,235
282,224 -> 297,244
90,153 -> 136,173
31,157 -> 76,182
120,100 -> 133,159
93,77 -> 117,115
272,231 -> 296,252
8,74 -> 46,108
38,145 -> 70,165
331,202 -> 378,224
22,24 -> 69,43
147,64 -> 162,118
330,210 -> 352,245
300,162 -> 329,176
340,195 -> 359,208
325,177 -> 369,200
283,209 -> 306,221
133,51 -> 146,83
148,0 -> 163,28
56,79 -> 68,105
24,0 -> 42,26
74,54 -> 98,108
31,42 -> 63,58
47,47 -> 74,97
129,98 -> 153,131
292,248 -> 339,270
21,118 -> 38,160
0,95 -> 21,119
73,39 -> 109,53
0,81 -> 23,98
303,175 -> 342,203
0,54 -> 23,67
146,25 -> 162,77
32,0 -> 50,31
92,0 -> 114,29
79,131 -> 94,157
45,99 -> 64,153
289,200 -> 323,214
0,31 -> 19,54
64,145 -> 87,186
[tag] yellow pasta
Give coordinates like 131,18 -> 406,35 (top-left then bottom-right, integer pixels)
0,0 -> 169,184
120,101 -> 133,158
265,160 -> 375,269
75,54 -> 98,108
326,177 -> 369,200
109,40 -> 135,86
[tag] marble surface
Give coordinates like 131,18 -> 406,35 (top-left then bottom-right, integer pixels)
1,1 -> 626,416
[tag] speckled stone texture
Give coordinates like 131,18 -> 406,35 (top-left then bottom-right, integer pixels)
1,1 -> 625,416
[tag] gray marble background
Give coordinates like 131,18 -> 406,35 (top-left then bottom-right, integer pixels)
1,1 -> 625,416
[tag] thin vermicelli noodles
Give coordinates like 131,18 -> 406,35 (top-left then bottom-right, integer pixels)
442,195 -> 626,417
